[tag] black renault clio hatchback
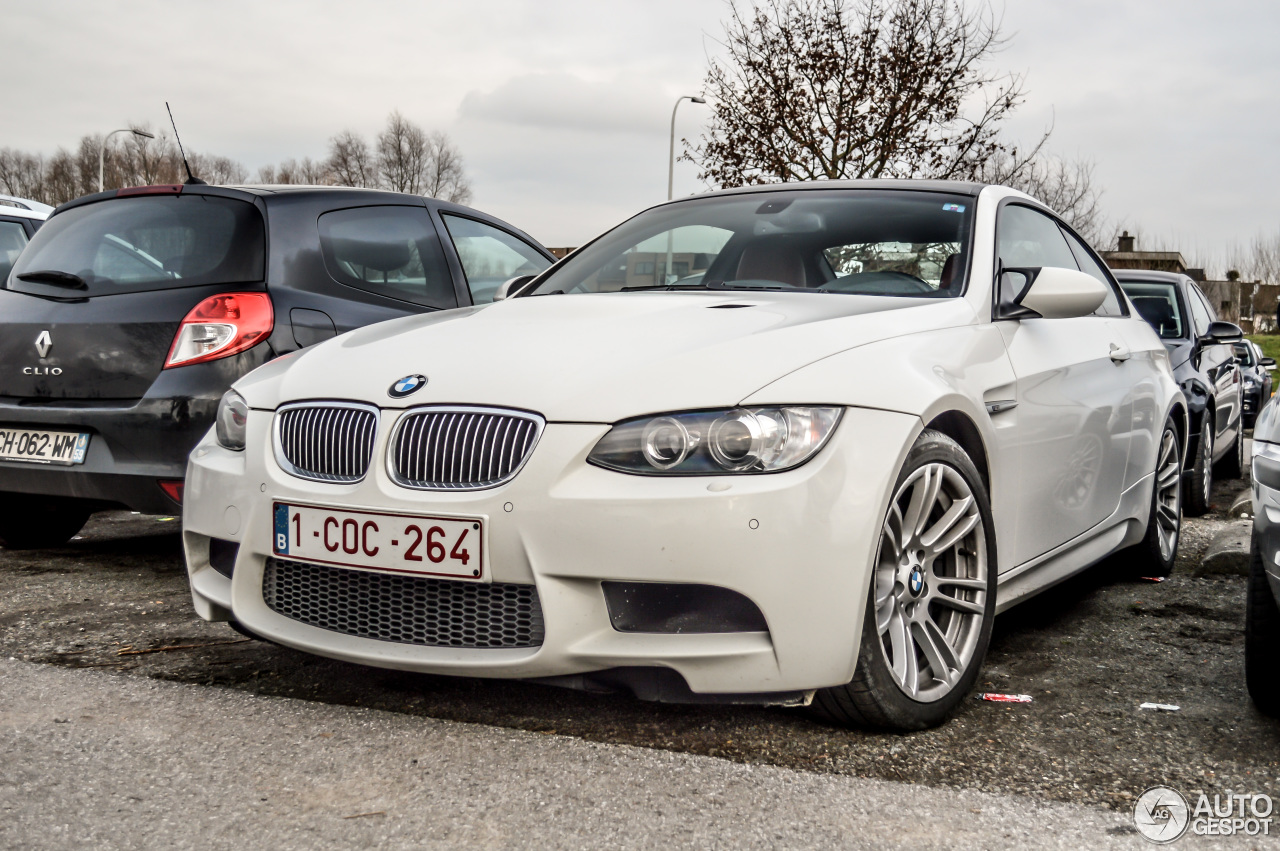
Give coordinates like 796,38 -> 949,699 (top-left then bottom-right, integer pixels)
0,183 -> 553,547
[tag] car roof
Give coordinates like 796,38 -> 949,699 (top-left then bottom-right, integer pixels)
1111,269 -> 1191,285
650,179 -> 988,210
0,195 -> 52,219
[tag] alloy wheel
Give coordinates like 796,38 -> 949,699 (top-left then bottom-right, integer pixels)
1202,430 -> 1213,506
1155,428 -> 1181,562
874,462 -> 988,703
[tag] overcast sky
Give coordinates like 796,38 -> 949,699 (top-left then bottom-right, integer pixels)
7,1 -> 1278,268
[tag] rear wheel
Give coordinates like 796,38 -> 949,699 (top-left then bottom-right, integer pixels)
1246,535 -> 1280,717
0,494 -> 91,549
812,430 -> 996,732
1126,420 -> 1181,577
1185,425 -> 1213,517
1215,424 -> 1245,481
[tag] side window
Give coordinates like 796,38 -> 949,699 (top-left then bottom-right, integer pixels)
318,206 -> 456,309
441,215 -> 551,305
1060,226 -> 1124,316
1186,285 -> 1212,336
0,220 -> 30,283
996,205 -> 1079,306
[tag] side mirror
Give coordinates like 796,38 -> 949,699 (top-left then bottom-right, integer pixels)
1203,320 -> 1244,343
493,275 -> 536,302
1261,357 -> 1276,370
995,265 -> 1108,320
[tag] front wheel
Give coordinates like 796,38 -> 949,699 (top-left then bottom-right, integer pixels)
1126,419 -> 1182,577
1215,423 -> 1245,481
1185,425 -> 1213,517
812,430 -> 997,732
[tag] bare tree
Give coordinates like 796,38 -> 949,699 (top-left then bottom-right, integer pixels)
0,149 -> 47,201
377,111 -> 431,194
688,0 -> 1044,187
189,152 -> 249,185
422,131 -> 472,204
976,149 -> 1105,244
1232,231 -> 1280,285
327,130 -> 377,188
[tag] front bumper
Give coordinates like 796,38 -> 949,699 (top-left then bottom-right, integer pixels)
183,405 -> 919,697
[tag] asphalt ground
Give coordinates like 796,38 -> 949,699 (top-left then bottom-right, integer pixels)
0,658 -> 1216,851
0,468 -> 1276,844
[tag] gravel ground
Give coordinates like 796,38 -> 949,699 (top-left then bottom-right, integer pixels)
1,470 -> 1277,818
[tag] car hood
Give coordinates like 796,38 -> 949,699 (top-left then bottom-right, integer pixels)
238,292 -> 976,422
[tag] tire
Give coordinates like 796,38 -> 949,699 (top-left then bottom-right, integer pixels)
811,429 -> 997,732
0,494 -> 91,549
1214,423 -> 1244,481
1125,419 -> 1181,577
1246,534 -> 1280,717
1185,424 -> 1213,517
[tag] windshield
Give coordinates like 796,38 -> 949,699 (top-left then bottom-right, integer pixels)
8,194 -> 265,298
1119,281 -> 1185,340
526,189 -> 975,298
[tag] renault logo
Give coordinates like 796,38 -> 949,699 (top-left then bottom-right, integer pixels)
388,374 -> 427,398
35,331 -> 52,359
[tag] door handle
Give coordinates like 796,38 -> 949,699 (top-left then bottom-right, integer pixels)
1109,342 -> 1131,363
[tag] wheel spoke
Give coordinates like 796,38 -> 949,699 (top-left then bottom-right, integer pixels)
921,496 -> 978,554
901,467 -> 940,544
934,575 -> 986,592
882,504 -> 904,560
915,618 -> 960,687
932,594 -> 985,615
885,609 -> 915,697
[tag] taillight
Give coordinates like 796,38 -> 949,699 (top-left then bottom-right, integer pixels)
158,480 -> 185,504
165,293 -> 273,368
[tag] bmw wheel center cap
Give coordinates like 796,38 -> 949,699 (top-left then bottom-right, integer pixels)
389,374 -> 427,398
908,567 -> 925,597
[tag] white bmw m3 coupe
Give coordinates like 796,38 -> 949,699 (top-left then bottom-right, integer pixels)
183,181 -> 1186,730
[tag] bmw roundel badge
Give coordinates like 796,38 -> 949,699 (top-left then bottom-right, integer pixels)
389,374 -> 427,398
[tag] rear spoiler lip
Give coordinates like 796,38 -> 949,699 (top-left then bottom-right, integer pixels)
116,184 -> 184,198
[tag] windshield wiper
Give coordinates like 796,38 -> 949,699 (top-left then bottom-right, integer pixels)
16,270 -> 89,290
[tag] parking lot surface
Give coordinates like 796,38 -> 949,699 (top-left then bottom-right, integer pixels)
1,658 -> 1175,851
0,472 -> 1276,827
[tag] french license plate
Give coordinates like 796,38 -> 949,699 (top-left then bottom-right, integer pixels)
273,502 -> 485,580
0,427 -> 90,466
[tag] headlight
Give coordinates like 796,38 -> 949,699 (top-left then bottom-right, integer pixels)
215,389 -> 249,451
588,406 -> 843,475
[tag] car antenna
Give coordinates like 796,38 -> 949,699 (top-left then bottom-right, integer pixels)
166,101 -> 206,185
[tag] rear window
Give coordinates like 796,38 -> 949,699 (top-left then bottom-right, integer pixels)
8,194 -> 264,297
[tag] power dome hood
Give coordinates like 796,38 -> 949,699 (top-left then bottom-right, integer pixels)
236,292 -> 976,422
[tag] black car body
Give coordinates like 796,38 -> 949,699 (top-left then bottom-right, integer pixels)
0,184 -> 553,546
1234,339 -> 1275,428
1116,269 -> 1244,514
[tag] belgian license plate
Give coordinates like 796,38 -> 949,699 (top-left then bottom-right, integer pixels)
0,427 -> 91,466
272,502 -> 485,580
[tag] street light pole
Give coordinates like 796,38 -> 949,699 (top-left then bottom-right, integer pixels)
668,95 -> 706,201
99,128 -> 156,193
665,95 -> 706,284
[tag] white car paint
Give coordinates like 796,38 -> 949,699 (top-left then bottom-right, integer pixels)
182,182 -> 1184,705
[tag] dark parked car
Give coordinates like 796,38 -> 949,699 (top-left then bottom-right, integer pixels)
1247,398 -> 1280,715
1234,339 -> 1275,428
1116,269 -> 1244,515
0,183 -> 553,547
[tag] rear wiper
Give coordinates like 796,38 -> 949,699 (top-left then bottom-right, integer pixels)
16,270 -> 88,290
